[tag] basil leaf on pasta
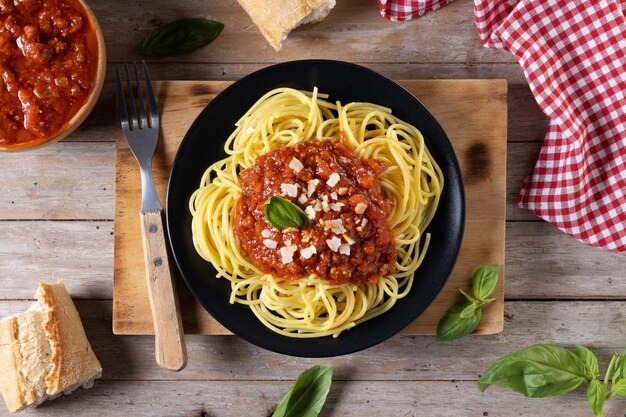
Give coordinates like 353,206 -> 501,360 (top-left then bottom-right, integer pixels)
264,196 -> 313,229
272,365 -> 333,417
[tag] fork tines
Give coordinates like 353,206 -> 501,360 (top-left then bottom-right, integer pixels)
115,61 -> 159,132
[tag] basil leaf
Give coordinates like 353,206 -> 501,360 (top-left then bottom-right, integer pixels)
265,196 -> 313,229
436,300 -> 482,342
141,18 -> 224,56
478,344 -> 587,397
272,365 -> 333,417
472,264 -> 499,301
612,379 -> 626,396
619,354 -> 626,380
459,301 -> 480,319
459,288 -> 479,304
587,380 -> 606,417
575,345 -> 600,379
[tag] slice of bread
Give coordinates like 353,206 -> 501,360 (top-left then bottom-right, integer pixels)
236,0 -> 336,50
0,281 -> 102,413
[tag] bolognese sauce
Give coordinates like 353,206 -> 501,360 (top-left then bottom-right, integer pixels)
233,139 -> 397,285
0,0 -> 99,147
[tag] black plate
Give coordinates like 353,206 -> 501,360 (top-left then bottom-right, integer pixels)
166,60 -> 465,357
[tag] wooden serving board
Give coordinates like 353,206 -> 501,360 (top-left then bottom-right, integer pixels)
113,80 -> 507,336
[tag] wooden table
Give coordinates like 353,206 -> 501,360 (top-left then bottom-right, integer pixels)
1,1 -> 625,416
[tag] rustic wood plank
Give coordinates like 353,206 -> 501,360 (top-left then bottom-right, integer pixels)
0,141 -> 543,222
0,142 -> 114,220
505,222 -> 625,298
69,65 -> 547,145
2,379 -> 624,417
2,300 -> 624,382
0,222 -> 113,299
89,0 -> 513,65
0,220 -> 623,301
507,142 -> 543,221
113,80 -> 507,336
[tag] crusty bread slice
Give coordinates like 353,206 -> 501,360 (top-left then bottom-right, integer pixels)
0,281 -> 102,413
236,0 -> 336,50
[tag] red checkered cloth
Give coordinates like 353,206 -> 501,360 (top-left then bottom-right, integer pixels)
377,0 -> 455,21
381,0 -> 626,252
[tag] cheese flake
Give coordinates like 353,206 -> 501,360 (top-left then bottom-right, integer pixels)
307,179 -> 320,197
300,245 -> 317,259
305,206 -> 317,220
326,236 -> 342,252
263,239 -> 277,249
280,245 -> 297,264
281,183 -> 299,198
355,203 -> 368,214
298,194 -> 308,204
289,157 -> 304,173
326,173 -> 340,188
261,229 -> 272,238
339,244 -> 351,256
330,202 -> 344,212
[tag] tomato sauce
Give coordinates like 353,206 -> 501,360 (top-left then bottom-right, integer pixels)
0,0 -> 99,147
233,139 -> 397,285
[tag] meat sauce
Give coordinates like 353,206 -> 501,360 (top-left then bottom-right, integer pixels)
233,139 -> 397,285
0,0 -> 98,147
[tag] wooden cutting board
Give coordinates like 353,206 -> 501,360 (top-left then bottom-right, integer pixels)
113,79 -> 507,336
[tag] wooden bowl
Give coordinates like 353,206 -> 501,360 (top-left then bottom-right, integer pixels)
0,0 -> 106,151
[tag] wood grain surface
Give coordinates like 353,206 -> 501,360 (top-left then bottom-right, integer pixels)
112,79 -> 507,336
1,0 -> 625,416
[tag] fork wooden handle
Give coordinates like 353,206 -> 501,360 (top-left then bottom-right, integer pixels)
140,210 -> 187,371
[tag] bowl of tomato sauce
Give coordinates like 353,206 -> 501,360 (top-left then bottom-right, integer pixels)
0,0 -> 106,151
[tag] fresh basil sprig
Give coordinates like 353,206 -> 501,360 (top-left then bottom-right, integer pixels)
479,344 -> 626,417
436,264 -> 499,342
272,365 -> 333,417
141,18 -> 224,56
265,196 -> 313,230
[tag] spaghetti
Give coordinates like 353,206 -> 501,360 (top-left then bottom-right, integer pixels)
189,88 -> 443,338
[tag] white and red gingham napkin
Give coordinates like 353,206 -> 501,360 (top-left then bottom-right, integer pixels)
378,0 -> 626,252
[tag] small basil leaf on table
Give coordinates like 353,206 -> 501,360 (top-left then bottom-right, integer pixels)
459,288 -> 479,304
612,379 -> 626,396
265,196 -> 313,229
471,264 -> 500,301
272,365 -> 333,417
141,18 -> 224,56
478,344 -> 587,397
575,344 -> 600,379
459,301 -> 480,319
436,300 -> 482,342
587,379 -> 606,417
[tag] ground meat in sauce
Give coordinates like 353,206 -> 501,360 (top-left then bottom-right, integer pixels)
233,139 -> 397,285
0,0 -> 97,146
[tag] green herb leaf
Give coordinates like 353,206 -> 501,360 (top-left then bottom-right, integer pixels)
436,300 -> 482,342
459,288 -> 479,304
459,301 -> 481,319
141,18 -> 224,57
477,344 -> 587,397
612,379 -> 626,396
272,365 -> 333,417
575,345 -> 600,379
471,264 -> 500,301
618,353 -> 626,380
264,196 -> 313,230
587,379 -> 606,417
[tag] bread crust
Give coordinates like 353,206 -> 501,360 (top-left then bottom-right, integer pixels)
0,318 -> 23,413
236,0 -> 335,50
0,282 -> 102,413
38,282 -> 102,395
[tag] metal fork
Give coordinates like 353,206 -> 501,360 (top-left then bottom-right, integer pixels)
116,62 -> 187,371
